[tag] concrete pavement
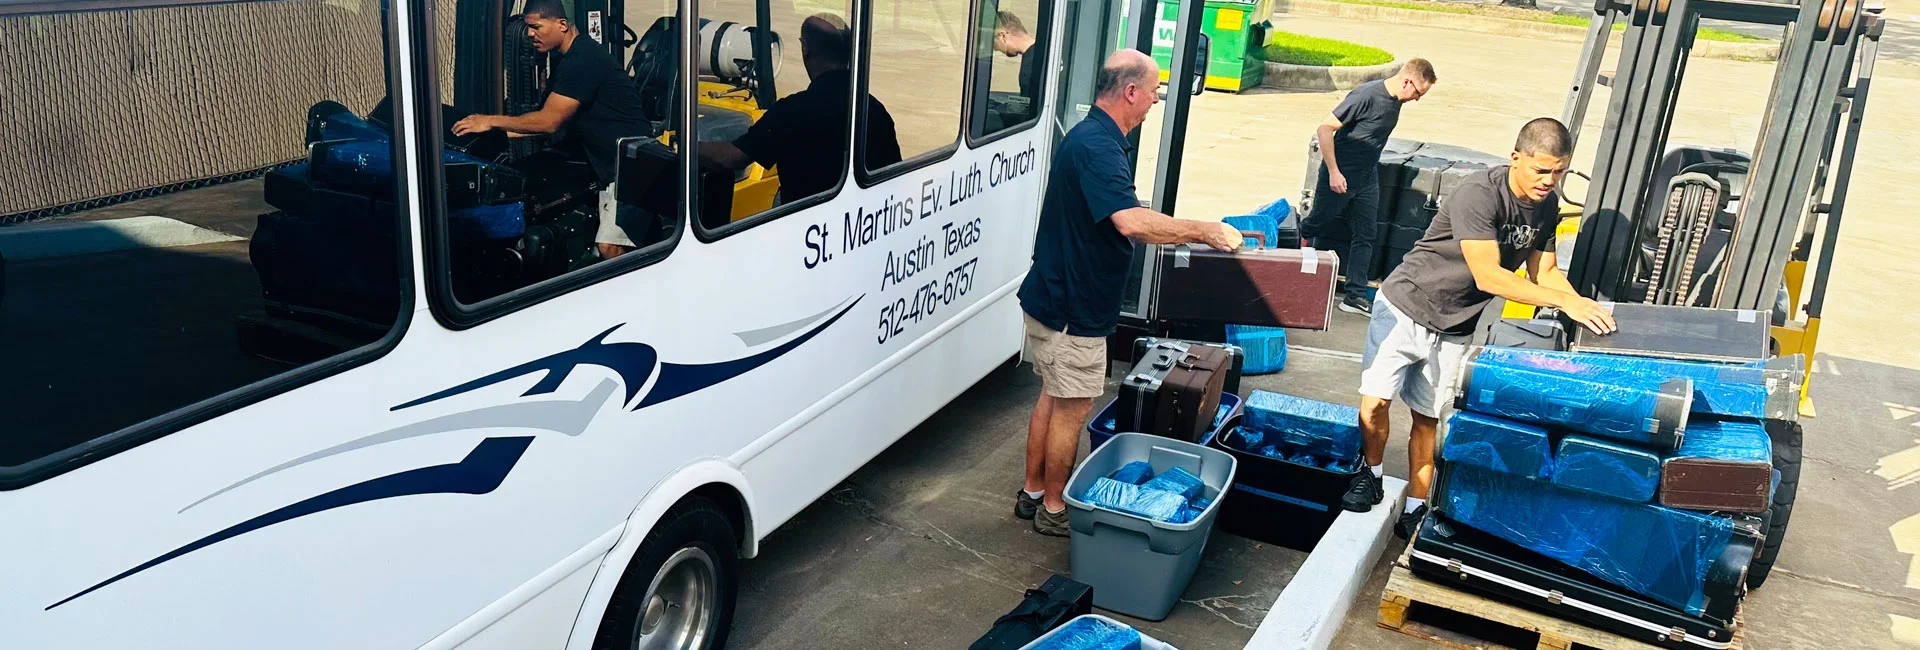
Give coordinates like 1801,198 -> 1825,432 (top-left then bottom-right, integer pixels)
728,317 -> 1432,649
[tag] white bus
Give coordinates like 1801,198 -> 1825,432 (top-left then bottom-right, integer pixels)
0,0 -> 1201,647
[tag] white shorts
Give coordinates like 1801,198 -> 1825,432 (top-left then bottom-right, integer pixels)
1359,293 -> 1471,419
596,184 -> 647,248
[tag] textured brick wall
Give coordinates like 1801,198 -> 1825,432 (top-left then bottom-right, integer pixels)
0,0 -> 459,218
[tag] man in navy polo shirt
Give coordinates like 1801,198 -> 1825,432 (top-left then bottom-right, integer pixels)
1014,49 -> 1242,537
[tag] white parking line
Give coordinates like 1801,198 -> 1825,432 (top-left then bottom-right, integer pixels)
1290,345 -> 1365,363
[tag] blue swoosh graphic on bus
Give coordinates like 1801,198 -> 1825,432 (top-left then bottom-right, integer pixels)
394,295 -> 862,412
393,325 -> 660,410
52,297 -> 864,609
179,381 -> 618,514
48,436 -> 534,610
636,296 -> 861,408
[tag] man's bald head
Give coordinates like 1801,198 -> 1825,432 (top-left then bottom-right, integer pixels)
802,14 -> 851,62
800,13 -> 853,76
1095,49 -> 1156,101
1092,49 -> 1159,135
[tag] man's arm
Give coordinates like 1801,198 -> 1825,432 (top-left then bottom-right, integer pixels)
1527,250 -> 1578,296
704,101 -> 790,172
699,141 -> 753,171
1111,207 -> 1241,250
1315,114 -> 1347,194
452,93 -> 581,136
1075,139 -> 1238,251
1465,242 -> 1615,333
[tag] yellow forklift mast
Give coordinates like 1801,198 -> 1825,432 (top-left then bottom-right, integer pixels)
1498,0 -> 1881,416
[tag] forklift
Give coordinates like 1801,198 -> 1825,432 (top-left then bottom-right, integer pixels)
1554,0 -> 1881,414
1396,2 -> 1882,642
1446,0 -> 1880,620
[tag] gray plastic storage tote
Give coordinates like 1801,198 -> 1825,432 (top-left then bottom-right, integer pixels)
1063,432 -> 1238,621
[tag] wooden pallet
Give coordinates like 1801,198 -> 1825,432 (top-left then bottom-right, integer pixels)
1377,563 -> 1743,650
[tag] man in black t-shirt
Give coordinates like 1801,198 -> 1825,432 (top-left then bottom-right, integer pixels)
1343,118 -> 1617,539
453,0 -> 655,259
1302,59 -> 1435,315
992,11 -> 1043,99
699,14 -> 902,204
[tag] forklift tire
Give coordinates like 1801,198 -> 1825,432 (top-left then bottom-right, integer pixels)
1747,419 -> 1802,590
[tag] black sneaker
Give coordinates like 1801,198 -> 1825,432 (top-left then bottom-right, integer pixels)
1033,506 -> 1071,537
1014,490 -> 1042,520
1337,294 -> 1374,316
1395,504 -> 1430,540
1341,471 -> 1384,512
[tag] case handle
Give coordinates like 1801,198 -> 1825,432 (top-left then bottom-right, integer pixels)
1240,229 -> 1267,250
1545,396 -> 1591,419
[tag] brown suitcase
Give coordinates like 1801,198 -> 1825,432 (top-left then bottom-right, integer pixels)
1118,341 -> 1231,444
1659,420 -> 1774,513
1660,462 -> 1772,513
1153,232 -> 1339,330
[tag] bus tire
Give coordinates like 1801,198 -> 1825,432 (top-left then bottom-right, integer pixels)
1748,419 -> 1802,590
592,495 -> 739,650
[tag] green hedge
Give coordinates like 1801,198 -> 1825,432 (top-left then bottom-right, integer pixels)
1324,0 -> 1769,42
1263,31 -> 1396,67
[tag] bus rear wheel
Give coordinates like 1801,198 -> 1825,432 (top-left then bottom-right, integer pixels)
593,496 -> 739,650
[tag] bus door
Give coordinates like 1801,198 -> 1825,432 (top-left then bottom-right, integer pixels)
1049,0 -> 1207,323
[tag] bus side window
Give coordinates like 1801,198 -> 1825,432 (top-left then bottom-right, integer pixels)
689,0 -> 858,235
0,0 -> 407,484
432,0 -> 688,309
859,0 -> 969,175
969,0 -> 1052,141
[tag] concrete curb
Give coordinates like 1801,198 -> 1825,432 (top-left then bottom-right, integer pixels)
0,215 -> 244,261
1262,59 -> 1403,91
1243,476 -> 1409,649
1272,0 -> 1779,62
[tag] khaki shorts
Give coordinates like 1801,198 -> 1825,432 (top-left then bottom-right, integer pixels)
1024,313 -> 1107,399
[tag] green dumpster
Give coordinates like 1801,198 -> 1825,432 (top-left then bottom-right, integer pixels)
1122,0 -> 1273,92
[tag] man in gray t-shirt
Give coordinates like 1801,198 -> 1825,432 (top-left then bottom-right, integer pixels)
1302,59 -> 1435,315
1340,118 -> 1618,540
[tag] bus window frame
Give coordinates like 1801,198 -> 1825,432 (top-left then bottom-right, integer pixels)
963,0 -> 1053,149
688,0 -> 856,244
0,0 -> 421,490
423,0 -> 697,330
852,0 -> 981,188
